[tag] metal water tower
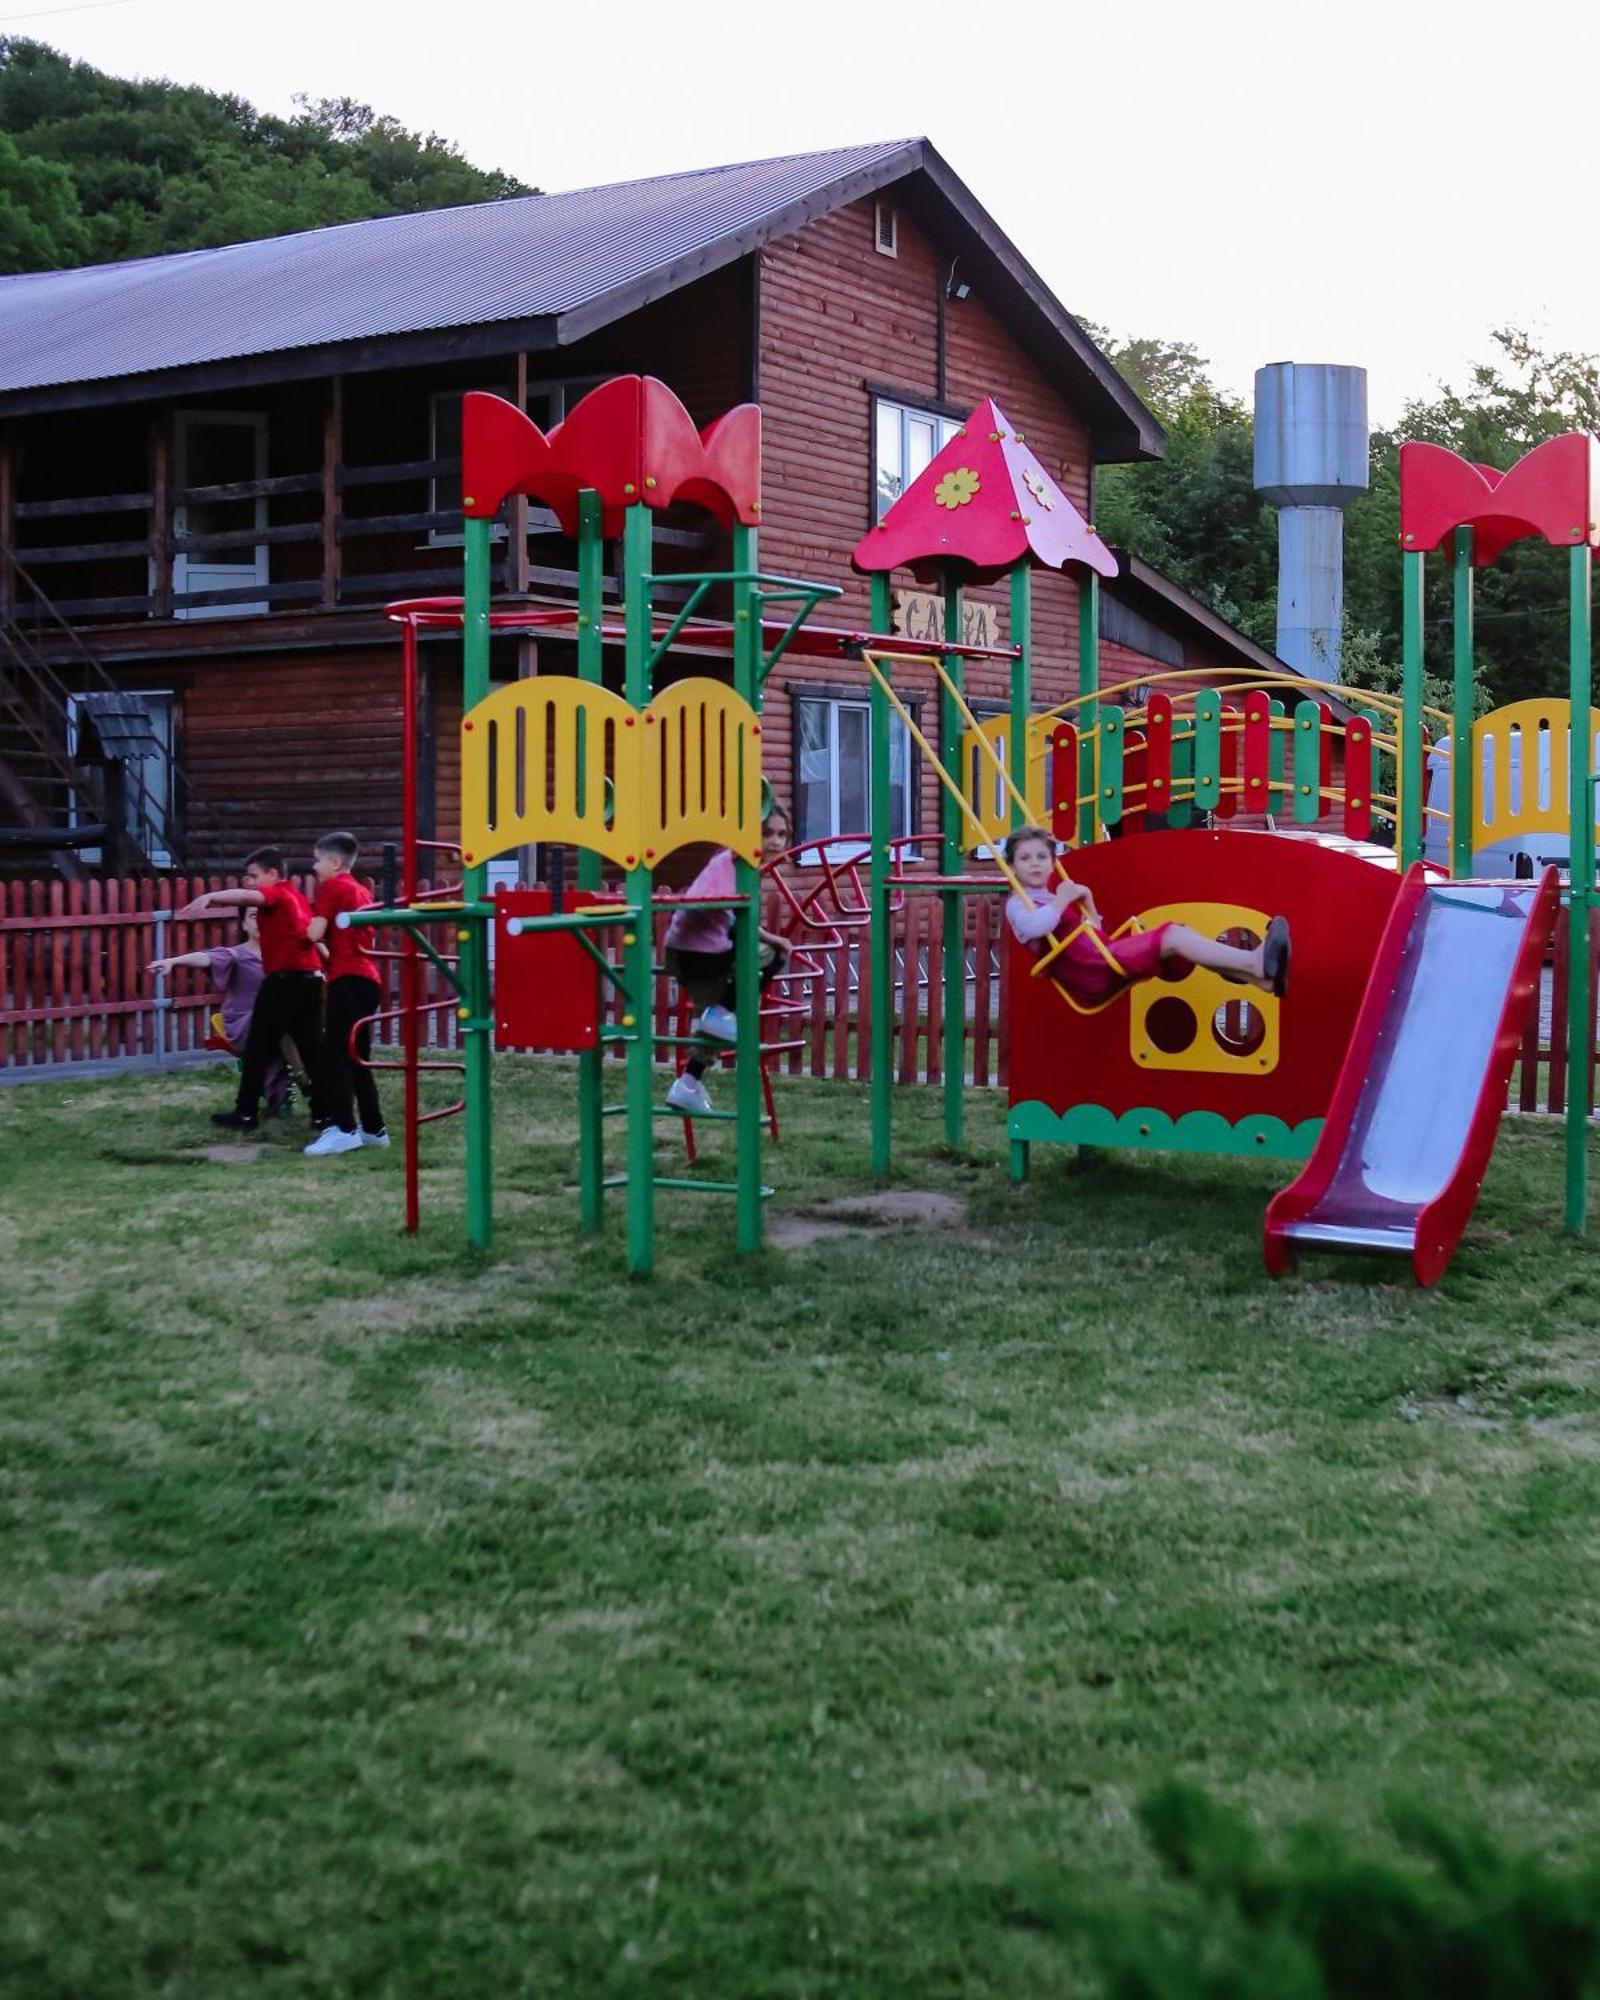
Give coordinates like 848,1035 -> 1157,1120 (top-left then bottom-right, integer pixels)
1253,363 -> 1369,682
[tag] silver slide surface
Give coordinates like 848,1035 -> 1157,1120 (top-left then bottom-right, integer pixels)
1281,883 -> 1543,1257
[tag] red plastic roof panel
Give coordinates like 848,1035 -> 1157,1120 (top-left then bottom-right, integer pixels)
852,396 -> 1119,582
1399,433 -> 1600,565
462,376 -> 760,536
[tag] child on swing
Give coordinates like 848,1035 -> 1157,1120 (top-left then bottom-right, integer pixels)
1002,826 -> 1290,1006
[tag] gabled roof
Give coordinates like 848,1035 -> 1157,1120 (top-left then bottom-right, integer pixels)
0,139 -> 1162,460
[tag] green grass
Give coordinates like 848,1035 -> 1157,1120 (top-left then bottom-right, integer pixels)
4,1061 -> 1600,1997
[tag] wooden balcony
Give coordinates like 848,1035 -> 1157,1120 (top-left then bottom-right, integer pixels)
0,450 -> 718,658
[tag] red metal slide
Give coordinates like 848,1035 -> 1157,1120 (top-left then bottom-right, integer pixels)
1264,865 -> 1559,1286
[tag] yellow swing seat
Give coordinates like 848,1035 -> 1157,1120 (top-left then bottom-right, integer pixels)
1030,913 -> 1147,1017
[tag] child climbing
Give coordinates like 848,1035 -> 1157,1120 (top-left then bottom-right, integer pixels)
1003,827 -> 1290,1007
661,800 -> 794,1116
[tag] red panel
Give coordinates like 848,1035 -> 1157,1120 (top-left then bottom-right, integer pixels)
1120,727 -> 1145,834
1007,829 -> 1401,1134
1242,692 -> 1273,815
852,395 -> 1118,584
1399,434 -> 1600,565
1050,725 -> 1077,843
1144,693 -> 1173,826
1215,711 -> 1239,822
462,378 -> 762,537
1343,717 -> 1372,841
493,889 -> 608,1053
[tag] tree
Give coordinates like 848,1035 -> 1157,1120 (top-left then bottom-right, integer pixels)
0,39 -> 534,274
0,125 -> 85,269
1081,329 -> 1280,645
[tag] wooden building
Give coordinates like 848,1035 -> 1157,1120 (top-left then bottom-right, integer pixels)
0,138 -> 1313,876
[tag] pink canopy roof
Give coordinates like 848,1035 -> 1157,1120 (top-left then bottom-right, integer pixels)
852,396 -> 1118,583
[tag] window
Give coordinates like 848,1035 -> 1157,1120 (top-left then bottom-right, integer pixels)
793,691 -> 913,859
427,378 -> 607,538
873,397 -> 964,521
874,202 -> 898,257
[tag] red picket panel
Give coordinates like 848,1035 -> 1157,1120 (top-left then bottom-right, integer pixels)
1343,717 -> 1373,842
1050,725 -> 1077,844
1242,692 -> 1273,817
1143,693 -> 1174,825
972,897 -> 993,1087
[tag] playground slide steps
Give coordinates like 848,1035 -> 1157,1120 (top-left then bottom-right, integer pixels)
1263,865 -> 1559,1287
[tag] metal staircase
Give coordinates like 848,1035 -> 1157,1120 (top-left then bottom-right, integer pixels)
0,542 -> 183,874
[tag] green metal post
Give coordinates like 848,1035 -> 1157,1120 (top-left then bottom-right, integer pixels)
1400,550 -> 1425,867
941,565 -> 964,1145
1009,560 -> 1031,830
869,571 -> 894,1175
1566,543 -> 1592,1234
576,487 -> 605,1232
1076,570 -> 1100,848
461,515 -> 494,1251
731,520 -> 763,1254
622,503 -> 656,1275
1451,527 -> 1475,879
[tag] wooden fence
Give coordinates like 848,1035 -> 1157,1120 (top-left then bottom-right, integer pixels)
0,874 -> 1009,1086
3,875 -> 1595,1120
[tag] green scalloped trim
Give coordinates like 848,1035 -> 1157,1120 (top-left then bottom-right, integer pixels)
1008,1100 -> 1321,1160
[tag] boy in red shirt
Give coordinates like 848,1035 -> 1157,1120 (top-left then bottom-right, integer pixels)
177,846 -> 324,1132
303,831 -> 388,1158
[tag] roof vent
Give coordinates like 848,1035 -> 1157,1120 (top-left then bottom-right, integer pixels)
874,202 -> 898,258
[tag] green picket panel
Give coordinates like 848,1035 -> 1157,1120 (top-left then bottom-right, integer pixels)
1193,691 -> 1223,811
1169,725 -> 1194,829
1097,705 -> 1124,827
1292,699 -> 1323,823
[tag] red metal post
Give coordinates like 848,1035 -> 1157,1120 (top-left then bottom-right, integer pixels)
401,617 -> 421,1233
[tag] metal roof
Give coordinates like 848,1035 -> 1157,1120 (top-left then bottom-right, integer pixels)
0,138 -> 1162,459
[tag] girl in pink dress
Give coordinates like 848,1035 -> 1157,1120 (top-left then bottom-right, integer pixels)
1002,827 -> 1289,1007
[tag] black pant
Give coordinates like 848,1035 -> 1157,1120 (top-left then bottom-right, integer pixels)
321,974 -> 385,1135
238,972 -> 324,1120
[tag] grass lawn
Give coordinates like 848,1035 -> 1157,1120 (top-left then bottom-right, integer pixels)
5,1060 -> 1600,1997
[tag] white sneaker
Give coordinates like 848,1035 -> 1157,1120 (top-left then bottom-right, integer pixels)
359,1130 -> 391,1149
665,1073 -> 713,1115
699,1004 -> 738,1042
304,1126 -> 364,1157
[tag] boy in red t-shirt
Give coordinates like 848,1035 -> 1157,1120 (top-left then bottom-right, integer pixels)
177,846 -> 325,1131
304,831 -> 387,1158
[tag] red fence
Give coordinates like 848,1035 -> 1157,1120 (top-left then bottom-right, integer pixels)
2,875 -> 1595,1119
0,874 -> 1010,1085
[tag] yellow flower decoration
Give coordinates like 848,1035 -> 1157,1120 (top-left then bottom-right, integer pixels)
934,467 -> 981,509
1022,466 -> 1055,512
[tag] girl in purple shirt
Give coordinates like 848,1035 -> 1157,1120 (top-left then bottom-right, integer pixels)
662,800 -> 794,1115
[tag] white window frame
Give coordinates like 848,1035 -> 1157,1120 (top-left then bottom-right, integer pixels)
66,687 -> 176,868
171,411 -> 269,619
872,396 -> 964,523
427,378 -> 609,545
793,690 -> 915,865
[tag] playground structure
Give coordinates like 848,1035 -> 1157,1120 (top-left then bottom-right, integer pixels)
348,375 -> 1597,1286
846,416 -> 1596,1283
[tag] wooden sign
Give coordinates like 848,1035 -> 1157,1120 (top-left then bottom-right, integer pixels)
892,589 -> 1005,650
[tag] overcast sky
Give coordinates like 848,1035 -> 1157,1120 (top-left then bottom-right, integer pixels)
6,0 -> 1594,426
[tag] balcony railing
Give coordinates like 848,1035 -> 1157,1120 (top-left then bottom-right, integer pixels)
1,456 -> 717,626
